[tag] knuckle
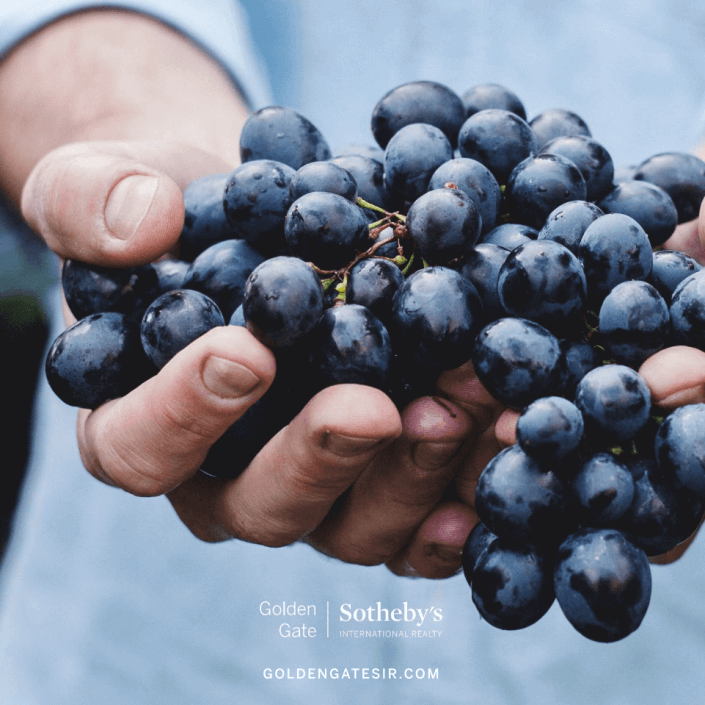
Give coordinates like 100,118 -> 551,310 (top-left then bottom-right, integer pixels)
160,397 -> 222,444
333,542 -> 388,566
316,530 -> 394,567
223,510 -> 298,548
91,426 -> 180,496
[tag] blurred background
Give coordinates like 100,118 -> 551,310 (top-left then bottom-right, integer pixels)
0,195 -> 52,560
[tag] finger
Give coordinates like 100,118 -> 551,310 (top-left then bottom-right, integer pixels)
167,384 -> 403,546
386,502 -> 477,579
454,422 -> 504,509
436,360 -> 504,430
77,325 -> 275,496
638,346 -> 705,409
304,396 -> 471,565
21,140 -> 232,266
495,408 -> 520,447
662,209 -> 705,264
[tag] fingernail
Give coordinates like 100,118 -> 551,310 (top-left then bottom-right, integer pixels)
324,432 -> 388,457
105,175 -> 159,241
412,441 -> 462,471
202,357 -> 261,398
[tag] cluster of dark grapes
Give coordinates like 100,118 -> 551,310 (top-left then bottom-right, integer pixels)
46,80 -> 705,643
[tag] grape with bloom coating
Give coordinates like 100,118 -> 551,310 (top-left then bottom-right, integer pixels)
243,256 -> 324,348
406,187 -> 482,265
574,365 -> 651,445
284,191 -> 370,270
472,317 -> 565,408
390,266 -> 484,370
654,404 -> 705,497
553,528 -> 651,643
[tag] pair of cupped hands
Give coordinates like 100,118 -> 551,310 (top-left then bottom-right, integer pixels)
22,139 -> 705,576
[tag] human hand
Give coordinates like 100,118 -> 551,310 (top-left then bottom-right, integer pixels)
0,9 -> 494,580
20,139 -> 498,578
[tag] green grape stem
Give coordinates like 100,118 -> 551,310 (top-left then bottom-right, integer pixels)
401,252 -> 416,276
334,274 -> 348,305
357,196 -> 407,223
357,196 -> 388,215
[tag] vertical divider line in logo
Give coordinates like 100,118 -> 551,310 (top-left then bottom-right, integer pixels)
327,602 -> 330,638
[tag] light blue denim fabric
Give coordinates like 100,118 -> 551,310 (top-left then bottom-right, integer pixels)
2,2 -> 705,704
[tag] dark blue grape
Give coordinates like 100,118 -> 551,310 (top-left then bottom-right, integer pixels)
472,317 -> 565,409
406,187 -> 481,265
383,123 -> 454,203
634,151 -> 705,223
239,105 -> 331,170
597,180 -> 677,249
539,135 -> 614,202
308,304 -> 393,390
328,155 -> 396,217
574,365 -> 651,445
390,266 -> 484,370
472,540 -> 555,630
289,161 -> 358,202
461,83 -> 526,120
346,257 -> 404,327
453,243 -> 510,321
578,213 -> 653,307
183,239 -> 265,321
62,259 -> 160,322
497,239 -> 587,334
505,154 -> 587,231
428,158 -> 501,235
140,290 -> 224,369
475,445 -> 570,545
45,312 -> 155,409
560,339 -> 601,399
457,109 -> 537,185
284,191 -> 370,270
229,304 -> 245,327
571,453 -> 634,526
179,173 -> 233,261
649,249 -> 702,304
516,396 -> 584,461
462,521 -> 498,588
654,404 -> 705,497
529,108 -> 591,149
153,258 -> 190,294
553,527 -> 651,643
243,256 -> 324,348
222,160 -> 296,255
597,281 -> 669,368
617,457 -> 705,556
480,223 -> 538,250
614,165 -> 637,183
371,80 -> 466,149
669,270 -> 705,350
333,144 -> 384,162
537,200 -> 604,256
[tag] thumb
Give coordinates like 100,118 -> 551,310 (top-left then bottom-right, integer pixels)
77,325 -> 276,496
21,140 -> 233,266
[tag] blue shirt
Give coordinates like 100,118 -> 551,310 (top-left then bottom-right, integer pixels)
2,2 -> 705,704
